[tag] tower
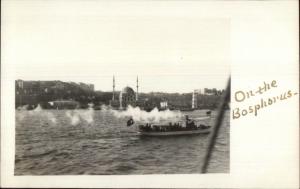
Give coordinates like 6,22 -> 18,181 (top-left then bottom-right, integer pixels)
136,76 -> 139,101
112,75 -> 115,101
119,90 -> 123,109
192,90 -> 198,109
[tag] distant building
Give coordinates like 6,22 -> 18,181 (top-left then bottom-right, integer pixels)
120,86 -> 136,108
49,100 -> 79,109
15,79 -> 96,108
194,89 -> 202,94
110,76 -> 140,109
203,88 -> 223,96
160,101 -> 168,109
15,80 -> 41,95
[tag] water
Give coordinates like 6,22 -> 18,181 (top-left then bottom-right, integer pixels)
15,109 -> 229,175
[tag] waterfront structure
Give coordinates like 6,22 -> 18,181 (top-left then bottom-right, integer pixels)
49,100 -> 79,109
110,76 -> 140,109
15,80 -> 96,108
15,80 -> 94,95
119,86 -> 136,109
203,88 -> 224,96
160,101 -> 168,109
192,90 -> 198,109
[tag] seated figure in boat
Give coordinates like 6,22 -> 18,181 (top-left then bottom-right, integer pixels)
174,122 -> 182,131
139,123 -> 152,131
185,115 -> 197,130
199,124 -> 210,129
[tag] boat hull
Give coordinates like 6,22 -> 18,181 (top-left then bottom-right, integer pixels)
138,128 -> 211,136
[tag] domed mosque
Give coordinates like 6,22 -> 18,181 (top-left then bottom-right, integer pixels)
110,76 -> 139,109
119,86 -> 136,108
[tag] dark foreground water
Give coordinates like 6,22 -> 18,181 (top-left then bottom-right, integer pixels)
15,109 -> 229,175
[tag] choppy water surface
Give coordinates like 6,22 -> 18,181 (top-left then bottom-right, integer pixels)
15,109 -> 229,175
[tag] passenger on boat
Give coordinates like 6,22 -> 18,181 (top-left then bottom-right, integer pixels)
153,125 -> 159,132
139,125 -> 145,131
174,123 -> 179,131
143,123 -> 151,131
167,122 -> 174,131
186,115 -> 197,129
199,124 -> 210,129
185,115 -> 191,122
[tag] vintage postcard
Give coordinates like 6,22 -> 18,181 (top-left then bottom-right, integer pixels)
1,0 -> 298,188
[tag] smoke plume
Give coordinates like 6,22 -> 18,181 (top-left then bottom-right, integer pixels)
16,104 -> 57,124
106,105 -> 183,123
65,103 -> 94,126
16,104 -> 184,126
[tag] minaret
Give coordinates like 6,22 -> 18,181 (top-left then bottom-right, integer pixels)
119,90 -> 123,109
136,76 -> 139,101
112,75 -> 115,101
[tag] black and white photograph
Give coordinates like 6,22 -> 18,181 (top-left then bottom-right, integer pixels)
15,76 -> 230,175
12,1 -> 230,175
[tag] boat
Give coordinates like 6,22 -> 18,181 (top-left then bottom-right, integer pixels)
138,126 -> 211,136
126,114 -> 211,136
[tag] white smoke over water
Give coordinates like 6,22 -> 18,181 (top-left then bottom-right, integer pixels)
16,104 -> 57,124
16,104 -> 95,126
16,103 -> 184,126
16,105 -> 29,122
16,105 -> 29,111
66,111 -> 80,125
65,103 -> 94,126
32,104 -> 43,112
104,105 -> 183,123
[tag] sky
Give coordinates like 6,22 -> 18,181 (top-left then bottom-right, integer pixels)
3,0 -> 230,93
